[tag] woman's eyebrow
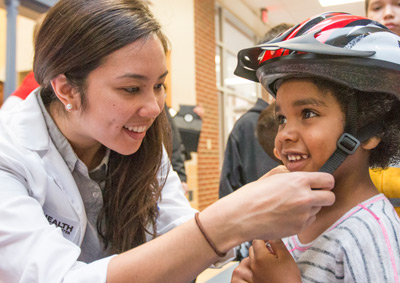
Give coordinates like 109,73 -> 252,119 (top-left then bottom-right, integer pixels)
116,70 -> 169,81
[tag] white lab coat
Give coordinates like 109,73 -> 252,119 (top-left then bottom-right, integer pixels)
0,91 -> 198,282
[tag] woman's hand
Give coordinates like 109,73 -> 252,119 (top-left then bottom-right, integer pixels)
260,165 -> 289,179
249,239 -> 301,283
198,171 -> 335,255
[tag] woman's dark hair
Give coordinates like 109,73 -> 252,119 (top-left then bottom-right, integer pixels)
309,77 -> 400,169
34,0 -> 171,253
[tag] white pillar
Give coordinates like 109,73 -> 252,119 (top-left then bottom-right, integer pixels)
4,0 -> 20,99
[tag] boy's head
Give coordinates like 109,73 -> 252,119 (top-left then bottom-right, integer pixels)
256,101 -> 281,163
258,23 -> 294,45
258,23 -> 294,101
235,12 -> 400,173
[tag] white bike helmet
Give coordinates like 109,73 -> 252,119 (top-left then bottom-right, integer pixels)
235,12 -> 400,97
235,12 -> 400,174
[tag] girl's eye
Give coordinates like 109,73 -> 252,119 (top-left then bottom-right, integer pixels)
276,114 -> 287,125
303,109 -> 317,119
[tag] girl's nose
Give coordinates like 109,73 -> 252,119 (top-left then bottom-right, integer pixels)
276,122 -> 298,144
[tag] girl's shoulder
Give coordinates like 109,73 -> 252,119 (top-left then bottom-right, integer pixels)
322,194 -> 400,250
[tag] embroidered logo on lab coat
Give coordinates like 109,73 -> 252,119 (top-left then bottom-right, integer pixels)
45,214 -> 74,235
43,206 -> 79,241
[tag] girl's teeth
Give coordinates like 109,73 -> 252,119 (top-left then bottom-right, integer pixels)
288,154 -> 308,161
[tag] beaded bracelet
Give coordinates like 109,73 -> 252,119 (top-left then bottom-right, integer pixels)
194,212 -> 227,257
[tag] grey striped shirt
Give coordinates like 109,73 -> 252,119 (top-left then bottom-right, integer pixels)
283,194 -> 400,283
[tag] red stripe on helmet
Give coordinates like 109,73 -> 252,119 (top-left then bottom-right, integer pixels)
258,13 -> 370,64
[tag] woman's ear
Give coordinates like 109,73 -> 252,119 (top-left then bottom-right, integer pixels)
361,136 -> 381,150
50,74 -> 79,110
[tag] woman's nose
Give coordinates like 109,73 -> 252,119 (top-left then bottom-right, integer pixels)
138,91 -> 163,118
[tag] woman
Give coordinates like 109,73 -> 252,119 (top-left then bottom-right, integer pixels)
0,0 -> 335,282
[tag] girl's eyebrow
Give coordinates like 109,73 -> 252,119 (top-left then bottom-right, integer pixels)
293,98 -> 327,107
275,98 -> 328,113
275,97 -> 328,113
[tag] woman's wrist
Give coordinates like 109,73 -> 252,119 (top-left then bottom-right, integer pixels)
197,201 -> 243,254
194,212 -> 227,257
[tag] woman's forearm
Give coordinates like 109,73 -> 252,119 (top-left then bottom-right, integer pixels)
107,217 -> 222,283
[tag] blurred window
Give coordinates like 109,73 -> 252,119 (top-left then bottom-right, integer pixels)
215,5 -> 259,157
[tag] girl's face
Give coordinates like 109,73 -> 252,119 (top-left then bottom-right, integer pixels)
72,34 -> 167,155
367,0 -> 400,36
274,79 -> 345,172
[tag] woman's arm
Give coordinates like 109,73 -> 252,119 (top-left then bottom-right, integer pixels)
107,171 -> 335,282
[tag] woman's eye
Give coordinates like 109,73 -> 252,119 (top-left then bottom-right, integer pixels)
154,83 -> 165,91
124,87 -> 140,94
303,109 -> 317,119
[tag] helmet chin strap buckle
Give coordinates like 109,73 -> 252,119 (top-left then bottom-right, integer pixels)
337,133 -> 360,155
319,132 -> 361,174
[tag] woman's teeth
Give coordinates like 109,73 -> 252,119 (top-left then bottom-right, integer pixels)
124,125 -> 146,133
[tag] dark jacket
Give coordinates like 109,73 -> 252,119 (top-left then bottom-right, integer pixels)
166,105 -> 187,182
219,98 -> 279,198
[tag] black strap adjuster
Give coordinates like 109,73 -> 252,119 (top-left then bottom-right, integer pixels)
337,133 -> 360,155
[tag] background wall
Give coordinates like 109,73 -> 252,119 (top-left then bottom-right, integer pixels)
0,10 -> 36,83
150,0 -> 196,112
217,0 -> 267,38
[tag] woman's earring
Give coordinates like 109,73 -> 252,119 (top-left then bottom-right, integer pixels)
66,103 -> 73,110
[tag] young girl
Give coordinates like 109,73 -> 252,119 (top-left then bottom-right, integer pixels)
232,12 -> 400,282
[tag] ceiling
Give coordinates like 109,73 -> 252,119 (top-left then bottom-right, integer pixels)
243,0 -> 366,28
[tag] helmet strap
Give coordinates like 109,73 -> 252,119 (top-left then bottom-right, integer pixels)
319,96 -> 383,174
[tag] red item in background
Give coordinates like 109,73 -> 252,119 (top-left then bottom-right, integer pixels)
12,72 -> 40,100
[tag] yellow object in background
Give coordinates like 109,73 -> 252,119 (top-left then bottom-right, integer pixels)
370,167 -> 400,216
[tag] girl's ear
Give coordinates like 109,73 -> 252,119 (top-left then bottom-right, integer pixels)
273,148 -> 282,160
361,136 -> 381,150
